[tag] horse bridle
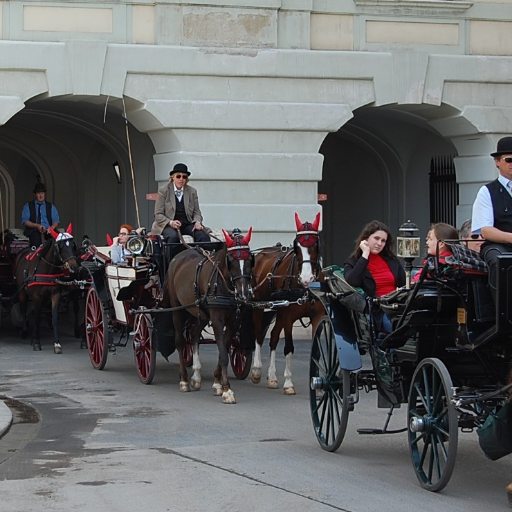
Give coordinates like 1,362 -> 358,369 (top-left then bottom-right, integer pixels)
295,226 -> 321,280
226,241 -> 253,298
42,238 -> 78,270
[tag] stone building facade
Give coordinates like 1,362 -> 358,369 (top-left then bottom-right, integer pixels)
1,0 -> 511,262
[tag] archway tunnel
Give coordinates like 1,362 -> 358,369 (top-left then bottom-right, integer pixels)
0,96 -> 156,243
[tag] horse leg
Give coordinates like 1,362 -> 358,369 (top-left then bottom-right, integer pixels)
266,316 -> 282,389
212,317 -> 235,404
52,291 -> 62,354
19,290 -> 29,340
31,299 -> 42,351
173,311 -> 190,392
250,309 -> 264,384
281,314 -> 296,395
190,319 -> 204,390
71,290 -> 86,348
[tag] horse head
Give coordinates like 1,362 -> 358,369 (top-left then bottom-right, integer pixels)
48,223 -> 79,273
294,212 -> 321,286
223,227 -> 254,302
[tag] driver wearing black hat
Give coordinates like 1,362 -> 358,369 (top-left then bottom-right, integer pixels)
472,136 -> 512,302
21,182 -> 60,248
153,163 -> 210,244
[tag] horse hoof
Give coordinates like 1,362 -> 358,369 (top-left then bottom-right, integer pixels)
212,383 -> 223,396
179,381 -> 190,393
54,345 -> 62,355
284,386 -> 296,395
250,369 -> 261,384
267,379 -> 279,389
80,340 -> 87,350
32,343 -> 42,351
190,379 -> 201,391
222,389 -> 236,404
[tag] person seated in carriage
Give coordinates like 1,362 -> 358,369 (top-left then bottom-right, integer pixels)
412,223 -> 460,283
459,218 -> 484,253
152,163 -> 210,244
344,220 -> 406,331
110,224 -> 134,264
21,182 -> 60,248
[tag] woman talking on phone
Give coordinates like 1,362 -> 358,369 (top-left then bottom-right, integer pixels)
344,220 -> 406,332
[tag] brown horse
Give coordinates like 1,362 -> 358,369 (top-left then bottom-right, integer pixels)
14,224 -> 79,353
250,213 -> 325,394
165,228 -> 254,404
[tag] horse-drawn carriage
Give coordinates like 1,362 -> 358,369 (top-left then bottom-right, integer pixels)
308,242 -> 512,493
81,213 -> 324,402
82,229 -> 258,391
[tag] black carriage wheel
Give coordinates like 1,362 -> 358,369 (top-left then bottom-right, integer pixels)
85,287 -> 108,370
309,316 -> 351,452
134,313 -> 156,385
229,334 -> 252,380
408,357 -> 458,492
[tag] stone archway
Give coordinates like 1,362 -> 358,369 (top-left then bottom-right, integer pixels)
319,104 -> 490,266
0,97 -> 157,241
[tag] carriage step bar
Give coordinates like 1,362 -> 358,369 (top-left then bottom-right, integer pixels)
357,427 -> 407,435
356,404 -> 407,435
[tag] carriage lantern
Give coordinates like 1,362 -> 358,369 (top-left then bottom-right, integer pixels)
397,220 -> 421,289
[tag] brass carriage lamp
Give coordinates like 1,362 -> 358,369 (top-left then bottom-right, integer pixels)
397,220 -> 421,289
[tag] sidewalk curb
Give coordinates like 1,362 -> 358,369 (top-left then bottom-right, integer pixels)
0,396 -> 13,438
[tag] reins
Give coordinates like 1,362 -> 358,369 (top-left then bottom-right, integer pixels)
177,228 -> 251,298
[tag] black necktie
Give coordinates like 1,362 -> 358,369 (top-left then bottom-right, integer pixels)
36,203 -> 42,225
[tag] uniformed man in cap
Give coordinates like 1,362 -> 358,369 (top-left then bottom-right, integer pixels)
21,182 -> 60,248
153,163 -> 210,243
472,136 -> 512,301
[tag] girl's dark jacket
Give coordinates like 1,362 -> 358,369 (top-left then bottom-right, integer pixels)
344,254 -> 406,297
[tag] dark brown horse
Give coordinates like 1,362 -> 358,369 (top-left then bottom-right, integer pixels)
15,224 -> 79,353
165,228 -> 254,404
250,213 -> 325,394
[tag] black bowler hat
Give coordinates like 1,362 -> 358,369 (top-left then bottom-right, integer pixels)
490,137 -> 512,157
33,183 -> 46,193
169,163 -> 191,177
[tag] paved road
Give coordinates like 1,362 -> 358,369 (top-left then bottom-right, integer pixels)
0,314 -> 511,511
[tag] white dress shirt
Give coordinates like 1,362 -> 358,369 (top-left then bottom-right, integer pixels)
471,174 -> 512,234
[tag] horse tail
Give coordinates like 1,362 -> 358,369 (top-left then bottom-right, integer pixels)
160,278 -> 171,309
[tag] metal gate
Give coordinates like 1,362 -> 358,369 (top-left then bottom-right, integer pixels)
429,156 -> 459,227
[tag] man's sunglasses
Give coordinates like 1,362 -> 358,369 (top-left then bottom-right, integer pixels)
174,174 -> 188,179
470,234 -> 481,240
502,157 -> 512,163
